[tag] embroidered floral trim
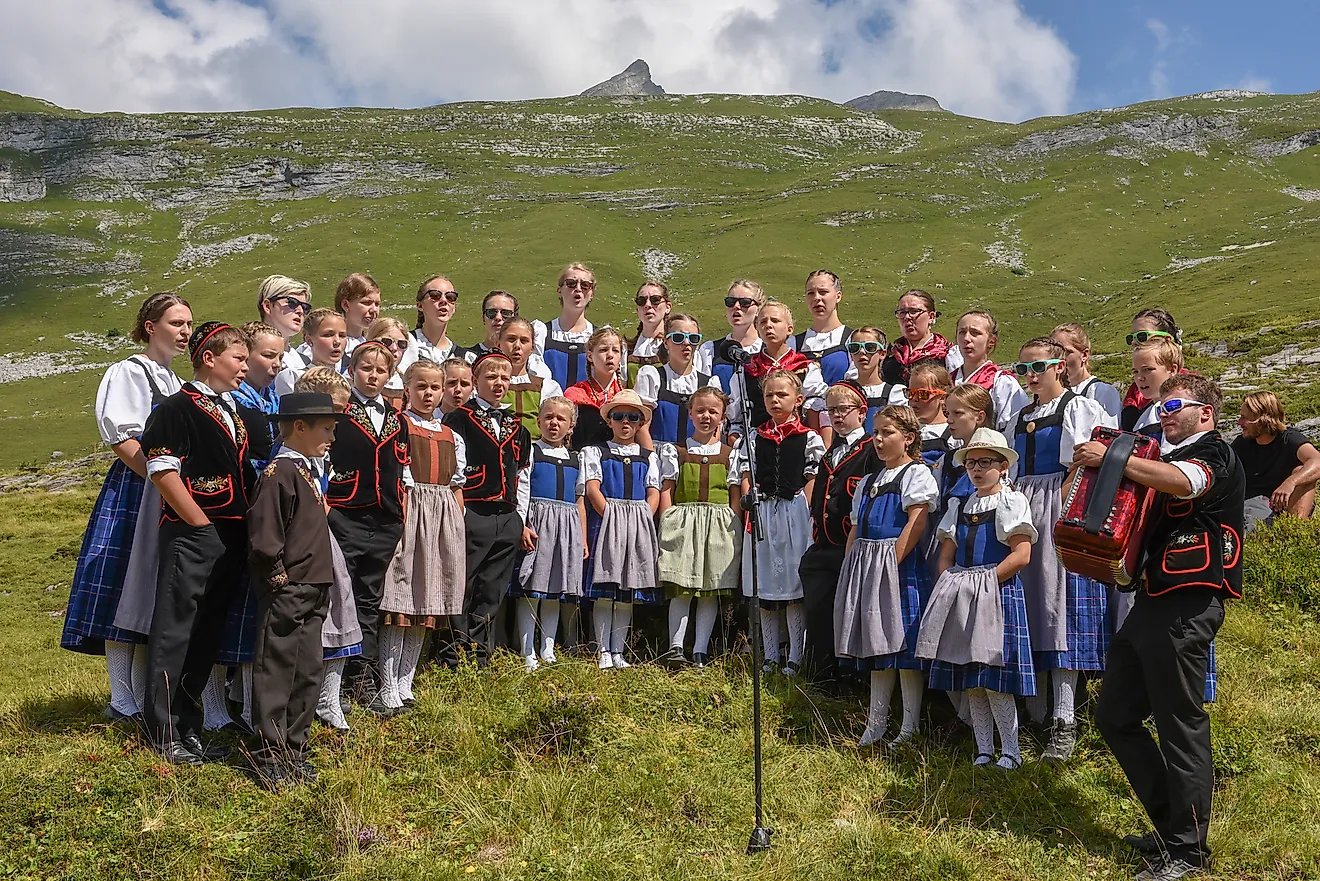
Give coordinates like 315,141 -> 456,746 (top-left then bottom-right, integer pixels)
191,476 -> 230,493
269,570 -> 289,588
147,447 -> 172,458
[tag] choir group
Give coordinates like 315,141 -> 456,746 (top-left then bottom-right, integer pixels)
58,264 -> 1217,793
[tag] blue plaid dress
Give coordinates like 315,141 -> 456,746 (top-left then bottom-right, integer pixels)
60,460 -> 147,654
1033,573 -> 1111,671
927,493 -> 1037,697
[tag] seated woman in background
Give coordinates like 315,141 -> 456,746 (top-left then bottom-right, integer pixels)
1232,391 -> 1320,528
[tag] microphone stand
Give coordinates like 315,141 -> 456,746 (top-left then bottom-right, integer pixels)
726,342 -> 773,854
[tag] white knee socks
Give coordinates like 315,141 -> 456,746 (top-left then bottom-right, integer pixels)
668,596 -> 691,651
859,669 -> 897,746
897,669 -> 924,739
378,624 -> 405,708
131,643 -> 148,712
105,641 -> 138,716
1052,669 -> 1078,725
538,599 -> 560,663
201,665 -> 236,730
987,690 -> 1021,767
784,603 -> 806,669
400,629 -> 425,702
693,596 -> 719,657
966,688 -> 995,763
239,662 -> 253,728
317,658 -> 349,730
1025,690 -> 1049,725
759,608 -> 782,666
594,600 -> 614,661
610,602 -> 633,659
516,598 -> 539,664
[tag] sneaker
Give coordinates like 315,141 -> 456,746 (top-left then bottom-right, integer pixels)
252,762 -> 295,791
611,652 -> 631,669
782,661 -> 800,678
291,760 -> 319,785
1134,857 -> 1204,881
362,695 -> 399,718
659,649 -> 687,670
597,653 -> 614,670
1042,721 -> 1078,762
523,655 -> 540,673
539,646 -> 558,665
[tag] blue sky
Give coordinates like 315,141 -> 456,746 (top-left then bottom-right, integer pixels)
1,0 -> 1316,120
1022,1 -> 1320,111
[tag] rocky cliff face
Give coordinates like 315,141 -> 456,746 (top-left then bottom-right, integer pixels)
581,59 -> 666,97
846,90 -> 944,112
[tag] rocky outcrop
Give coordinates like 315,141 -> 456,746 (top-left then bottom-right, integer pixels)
845,90 -> 944,113
0,160 -> 45,201
582,60 -> 665,97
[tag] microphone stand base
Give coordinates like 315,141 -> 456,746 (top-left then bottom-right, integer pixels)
746,825 -> 774,854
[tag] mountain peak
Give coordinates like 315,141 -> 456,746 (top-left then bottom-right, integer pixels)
845,90 -> 944,113
581,59 -> 666,98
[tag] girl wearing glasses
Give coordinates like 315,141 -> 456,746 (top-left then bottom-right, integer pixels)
1051,323 -> 1121,419
580,389 -> 661,669
626,281 -> 671,386
534,263 -> 597,391
256,275 -> 313,371
952,311 -> 1029,433
918,428 -> 1037,771
1120,308 -> 1182,430
334,273 -> 382,355
399,276 -> 474,377
792,270 -> 854,386
501,317 -> 564,440
882,290 -> 963,384
907,360 -> 953,470
365,317 -> 412,411
835,405 -> 939,748
697,279 -> 764,393
1003,337 -> 1114,762
830,326 -> 907,434
634,314 -> 721,448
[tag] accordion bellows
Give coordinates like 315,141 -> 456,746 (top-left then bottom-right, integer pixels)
1055,428 -> 1162,587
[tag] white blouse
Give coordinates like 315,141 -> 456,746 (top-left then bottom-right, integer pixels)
791,326 -> 859,380
727,429 -> 826,485
1005,392 -> 1115,476
579,442 -> 661,491
634,363 -> 723,405
851,462 -> 940,521
400,410 -> 466,489
532,317 -> 595,355
512,374 -> 564,399
95,355 -> 183,445
937,488 -> 1039,545
516,440 -> 585,518
398,328 -> 476,377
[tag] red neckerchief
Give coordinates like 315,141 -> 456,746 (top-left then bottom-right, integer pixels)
891,333 -> 953,379
756,416 -> 812,442
747,347 -> 811,379
565,374 -> 623,410
958,360 -> 1003,391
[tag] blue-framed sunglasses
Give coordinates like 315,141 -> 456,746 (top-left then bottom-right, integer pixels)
1158,398 -> 1207,417
665,331 -> 703,346
845,340 -> 885,355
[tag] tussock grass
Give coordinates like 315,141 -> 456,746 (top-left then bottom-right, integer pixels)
2,481 -> 1319,879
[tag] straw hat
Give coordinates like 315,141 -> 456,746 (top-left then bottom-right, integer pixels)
599,388 -> 652,423
952,427 -> 1018,469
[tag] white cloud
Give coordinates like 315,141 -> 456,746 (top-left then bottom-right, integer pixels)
0,0 -> 1077,121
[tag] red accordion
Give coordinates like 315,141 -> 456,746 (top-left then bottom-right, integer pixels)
1055,427 -> 1162,586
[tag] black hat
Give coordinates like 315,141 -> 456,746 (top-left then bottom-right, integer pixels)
274,392 -> 340,419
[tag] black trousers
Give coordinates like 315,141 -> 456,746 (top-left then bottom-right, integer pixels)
251,580 -> 329,764
144,520 -> 247,746
1095,587 -> 1225,866
799,542 -> 846,680
458,506 -> 522,662
328,508 -> 403,682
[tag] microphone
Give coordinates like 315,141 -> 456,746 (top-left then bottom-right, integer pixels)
715,338 -> 751,365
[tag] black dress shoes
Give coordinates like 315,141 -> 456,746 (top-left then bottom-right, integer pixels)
155,741 -> 203,766
181,733 -> 231,761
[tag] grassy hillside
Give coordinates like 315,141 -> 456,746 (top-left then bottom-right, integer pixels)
3,90 -> 1320,465
2,469 -> 1320,880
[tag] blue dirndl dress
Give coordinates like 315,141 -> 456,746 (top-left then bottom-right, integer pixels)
927,499 -> 1037,696
511,447 -> 584,602
583,448 -> 661,605
835,466 -> 932,672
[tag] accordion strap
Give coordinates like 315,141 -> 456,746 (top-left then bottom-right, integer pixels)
1085,432 -> 1137,535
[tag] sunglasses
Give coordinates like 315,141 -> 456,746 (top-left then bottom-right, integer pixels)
1012,359 -> 1063,376
635,294 -> 667,307
561,278 -> 595,292
895,308 -> 933,319
378,338 -> 408,350
269,295 -> 311,315
483,308 -> 515,320
907,388 -> 947,403
964,456 -> 1007,471
1158,398 -> 1207,417
724,296 -> 757,309
665,331 -> 703,345
845,340 -> 885,355
1126,330 -> 1173,345
424,289 -> 459,304
609,410 -> 643,423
